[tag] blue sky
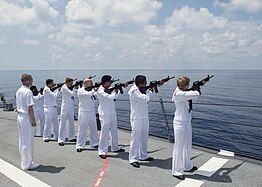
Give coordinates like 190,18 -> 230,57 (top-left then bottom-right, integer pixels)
0,0 -> 261,70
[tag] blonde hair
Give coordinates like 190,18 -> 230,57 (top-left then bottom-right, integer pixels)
177,76 -> 190,89
65,77 -> 74,83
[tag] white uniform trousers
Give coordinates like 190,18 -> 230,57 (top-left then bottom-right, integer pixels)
76,111 -> 98,149
172,120 -> 193,176
98,114 -> 119,155
58,107 -> 75,143
34,109 -> 45,136
129,118 -> 149,163
17,113 -> 35,170
43,107 -> 59,140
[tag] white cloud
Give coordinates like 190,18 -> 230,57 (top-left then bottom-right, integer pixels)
23,39 -> 39,46
93,52 -> 104,61
0,0 -> 58,27
214,0 -> 262,13
65,0 -> 162,28
165,6 -> 228,35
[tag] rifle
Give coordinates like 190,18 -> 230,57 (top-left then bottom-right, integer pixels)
105,79 -> 135,94
188,74 -> 214,112
50,79 -> 77,92
69,75 -> 96,90
84,78 -> 120,91
140,76 -> 175,94
188,74 -> 214,93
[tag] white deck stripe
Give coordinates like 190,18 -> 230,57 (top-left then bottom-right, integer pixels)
218,150 -> 235,157
194,157 -> 228,177
175,178 -> 204,187
0,158 -> 51,187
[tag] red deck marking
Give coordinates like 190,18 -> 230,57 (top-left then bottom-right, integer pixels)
93,155 -> 109,187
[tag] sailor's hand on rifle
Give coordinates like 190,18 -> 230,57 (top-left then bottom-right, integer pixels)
123,82 -> 129,88
115,88 -> 119,93
159,80 -> 164,86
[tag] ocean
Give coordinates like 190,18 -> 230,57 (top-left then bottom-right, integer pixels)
0,69 -> 261,160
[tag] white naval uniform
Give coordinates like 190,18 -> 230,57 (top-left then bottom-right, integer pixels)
16,85 -> 36,170
97,85 -> 121,155
58,84 -> 77,143
32,93 -> 45,136
128,84 -> 152,163
76,87 -> 98,149
43,86 -> 59,141
172,87 -> 199,176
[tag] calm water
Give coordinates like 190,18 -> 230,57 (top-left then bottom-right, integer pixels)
0,69 -> 262,160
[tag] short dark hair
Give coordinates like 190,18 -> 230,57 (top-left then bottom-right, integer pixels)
46,79 -> 53,85
135,75 -> 147,86
101,75 -> 112,84
30,85 -> 37,91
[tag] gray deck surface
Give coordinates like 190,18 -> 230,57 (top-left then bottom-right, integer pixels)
0,110 -> 261,187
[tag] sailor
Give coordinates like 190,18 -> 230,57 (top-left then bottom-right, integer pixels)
128,75 -> 155,168
43,79 -> 60,142
30,85 -> 45,136
15,74 -> 39,170
58,77 -> 77,146
76,78 -> 99,152
171,76 -> 200,180
96,75 -> 125,159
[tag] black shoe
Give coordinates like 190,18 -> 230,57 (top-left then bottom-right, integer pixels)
184,166 -> 198,172
69,138 -> 77,142
99,155 -> 107,159
113,148 -> 125,153
44,139 -> 49,143
130,162 -> 140,168
92,145 -> 99,149
77,148 -> 82,152
173,175 -> 185,180
58,142 -> 64,146
140,157 -> 154,161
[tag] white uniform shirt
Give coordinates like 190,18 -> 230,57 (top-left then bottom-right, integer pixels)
32,94 -> 44,111
16,85 -> 34,115
97,85 -> 120,116
61,84 -> 77,109
43,86 -> 59,108
128,84 -> 152,120
172,87 -> 199,122
78,87 -> 96,112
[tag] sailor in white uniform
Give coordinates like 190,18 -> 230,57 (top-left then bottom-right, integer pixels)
43,79 -> 60,142
172,76 -> 200,180
58,77 -> 77,146
30,85 -> 45,136
16,74 -> 39,170
128,75 -> 155,168
76,78 -> 99,152
96,75 -> 125,159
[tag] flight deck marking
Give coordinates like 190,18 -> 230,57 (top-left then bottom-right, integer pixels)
175,178 -> 204,187
0,158 -> 51,187
175,157 -> 229,187
194,157 -> 228,177
93,155 -> 109,187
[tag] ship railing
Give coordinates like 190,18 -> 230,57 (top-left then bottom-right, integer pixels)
115,98 -> 262,160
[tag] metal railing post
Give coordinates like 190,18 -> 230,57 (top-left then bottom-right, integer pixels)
159,98 -> 174,143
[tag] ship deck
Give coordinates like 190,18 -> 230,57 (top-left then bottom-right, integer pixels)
0,110 -> 261,187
